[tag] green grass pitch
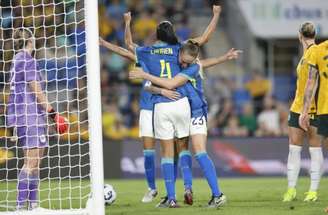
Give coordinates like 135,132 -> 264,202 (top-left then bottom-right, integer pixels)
1,177 -> 327,214
106,177 -> 328,215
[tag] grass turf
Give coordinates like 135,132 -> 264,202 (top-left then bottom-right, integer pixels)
106,177 -> 328,215
1,177 -> 327,214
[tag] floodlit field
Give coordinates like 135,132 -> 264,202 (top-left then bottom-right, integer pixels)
1,177 -> 327,214
107,177 -> 328,215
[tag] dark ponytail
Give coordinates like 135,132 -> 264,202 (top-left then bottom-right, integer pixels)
156,21 -> 179,45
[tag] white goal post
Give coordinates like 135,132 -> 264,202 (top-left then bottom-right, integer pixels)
0,0 -> 105,214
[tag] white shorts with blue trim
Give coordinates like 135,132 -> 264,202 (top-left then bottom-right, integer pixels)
153,97 -> 191,140
190,115 -> 207,135
139,109 -> 154,138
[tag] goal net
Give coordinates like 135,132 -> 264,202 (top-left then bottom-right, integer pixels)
0,0 -> 104,214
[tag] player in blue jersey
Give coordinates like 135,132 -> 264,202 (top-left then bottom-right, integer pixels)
122,6 -> 221,205
129,41 -> 242,208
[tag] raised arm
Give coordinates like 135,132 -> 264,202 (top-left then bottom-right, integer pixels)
200,48 -> 242,68
299,65 -> 319,130
99,37 -> 136,61
129,67 -> 188,90
124,12 -> 138,53
191,5 -> 221,46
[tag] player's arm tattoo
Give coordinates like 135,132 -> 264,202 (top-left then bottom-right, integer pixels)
302,65 -> 319,113
145,85 -> 162,95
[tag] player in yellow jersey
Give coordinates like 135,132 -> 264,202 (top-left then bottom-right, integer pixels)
283,22 -> 323,202
300,40 -> 328,137
300,39 -> 328,136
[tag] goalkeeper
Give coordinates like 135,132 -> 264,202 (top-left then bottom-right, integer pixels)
6,28 -> 68,210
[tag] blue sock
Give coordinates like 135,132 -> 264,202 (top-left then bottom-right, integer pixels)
195,152 -> 221,197
161,157 -> 175,200
143,150 -> 156,190
179,150 -> 192,190
173,158 -> 178,183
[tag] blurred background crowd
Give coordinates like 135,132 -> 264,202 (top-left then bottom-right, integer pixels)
0,0 -> 316,141
97,0 -> 292,140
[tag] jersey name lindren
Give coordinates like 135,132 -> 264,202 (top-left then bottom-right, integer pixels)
135,42 -> 189,104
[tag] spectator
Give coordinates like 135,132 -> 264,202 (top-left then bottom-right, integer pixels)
209,99 -> 235,135
277,101 -> 289,136
132,9 -> 157,42
102,98 -> 127,140
255,96 -> 281,137
244,71 -> 272,115
222,115 -> 248,137
239,102 -> 257,136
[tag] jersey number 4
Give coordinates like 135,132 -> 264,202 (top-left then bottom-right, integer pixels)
160,60 -> 172,79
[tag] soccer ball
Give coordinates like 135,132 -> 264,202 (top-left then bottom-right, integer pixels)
104,184 -> 116,205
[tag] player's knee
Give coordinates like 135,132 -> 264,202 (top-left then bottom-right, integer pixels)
308,137 -> 321,147
289,134 -> 303,146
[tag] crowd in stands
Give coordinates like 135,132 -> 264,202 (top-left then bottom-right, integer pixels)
98,0 -> 292,140
0,0 -> 293,141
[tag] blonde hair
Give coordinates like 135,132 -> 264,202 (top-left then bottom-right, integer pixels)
181,40 -> 200,58
299,22 -> 316,39
13,28 -> 34,51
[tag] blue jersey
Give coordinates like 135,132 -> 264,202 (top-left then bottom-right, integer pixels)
179,63 -> 208,118
136,61 -> 154,111
139,87 -> 153,111
135,42 -> 189,104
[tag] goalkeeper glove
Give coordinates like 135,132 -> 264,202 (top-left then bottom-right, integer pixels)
48,109 -> 68,134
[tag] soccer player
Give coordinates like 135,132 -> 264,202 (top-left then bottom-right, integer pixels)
129,41 -> 242,207
299,37 -> 328,188
6,28 -> 68,210
282,22 -> 323,202
123,5 -> 221,205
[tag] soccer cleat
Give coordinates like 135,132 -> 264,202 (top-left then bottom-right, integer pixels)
157,198 -> 180,208
207,193 -> 227,208
156,196 -> 169,208
141,189 -> 158,203
28,202 -> 38,210
282,188 -> 296,202
167,199 -> 180,208
304,191 -> 318,202
184,189 -> 193,205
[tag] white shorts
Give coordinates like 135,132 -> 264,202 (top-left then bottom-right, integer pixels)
154,97 -> 191,140
139,110 -> 154,138
190,115 -> 207,135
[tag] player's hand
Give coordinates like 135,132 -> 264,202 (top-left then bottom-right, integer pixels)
129,68 -> 146,80
213,5 -> 222,15
299,112 -> 310,131
161,89 -> 181,100
124,12 -> 131,23
99,37 -> 106,47
224,48 -> 243,60
48,109 -> 68,134
54,114 -> 68,134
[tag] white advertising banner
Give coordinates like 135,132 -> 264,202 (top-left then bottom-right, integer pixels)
238,0 -> 328,38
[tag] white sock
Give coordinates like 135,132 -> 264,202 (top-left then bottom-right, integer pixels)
309,147 -> 323,192
287,144 -> 302,188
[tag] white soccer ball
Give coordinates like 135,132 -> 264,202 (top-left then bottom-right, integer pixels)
104,184 -> 116,205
